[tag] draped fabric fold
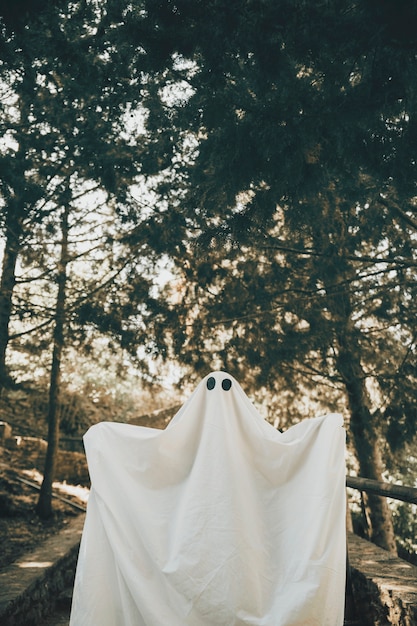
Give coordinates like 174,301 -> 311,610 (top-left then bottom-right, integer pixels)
70,371 -> 346,626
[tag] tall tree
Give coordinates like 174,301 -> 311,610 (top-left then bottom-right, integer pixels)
36,203 -> 69,519
130,0 -> 417,552
0,0 -> 161,516
0,0 -> 147,388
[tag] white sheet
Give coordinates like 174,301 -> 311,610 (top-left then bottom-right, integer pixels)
70,371 -> 346,625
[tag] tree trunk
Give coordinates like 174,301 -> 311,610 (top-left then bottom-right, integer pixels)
36,206 -> 69,519
330,287 -> 397,553
340,352 -> 397,553
0,68 -> 34,390
0,206 -> 23,389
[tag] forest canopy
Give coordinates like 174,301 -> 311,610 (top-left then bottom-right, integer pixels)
0,0 -> 417,544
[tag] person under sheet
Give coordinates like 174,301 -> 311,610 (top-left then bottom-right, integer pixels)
70,370 -> 346,626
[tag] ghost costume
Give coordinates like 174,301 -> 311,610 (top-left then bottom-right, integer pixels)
70,371 -> 346,625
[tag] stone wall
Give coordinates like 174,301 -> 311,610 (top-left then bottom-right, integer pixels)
348,532 -> 417,626
0,514 -> 84,626
4,433 -> 89,486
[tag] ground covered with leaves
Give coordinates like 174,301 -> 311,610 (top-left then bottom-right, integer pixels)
0,453 -> 87,570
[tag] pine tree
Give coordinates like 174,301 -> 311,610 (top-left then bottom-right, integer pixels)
132,0 -> 417,552
0,0 -> 153,516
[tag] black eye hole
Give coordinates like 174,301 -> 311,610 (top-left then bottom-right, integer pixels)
222,378 -> 232,391
207,376 -> 216,390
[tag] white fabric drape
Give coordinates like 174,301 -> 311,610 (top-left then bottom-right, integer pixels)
70,371 -> 346,625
